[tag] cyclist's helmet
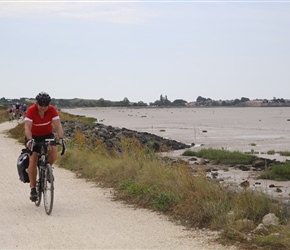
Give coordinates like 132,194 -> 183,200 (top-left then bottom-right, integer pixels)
36,92 -> 51,106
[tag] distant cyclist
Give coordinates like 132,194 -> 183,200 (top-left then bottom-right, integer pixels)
15,102 -> 20,119
24,92 -> 65,202
22,103 -> 27,117
8,105 -> 14,121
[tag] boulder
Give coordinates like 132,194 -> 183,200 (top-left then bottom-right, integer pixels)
262,213 -> 280,226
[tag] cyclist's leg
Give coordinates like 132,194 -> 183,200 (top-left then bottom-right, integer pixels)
28,152 -> 38,201
28,152 -> 38,188
48,145 -> 57,165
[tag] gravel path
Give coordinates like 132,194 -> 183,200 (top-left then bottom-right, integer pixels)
0,121 -> 237,250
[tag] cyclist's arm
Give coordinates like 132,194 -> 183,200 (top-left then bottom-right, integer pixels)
52,119 -> 64,139
24,120 -> 33,140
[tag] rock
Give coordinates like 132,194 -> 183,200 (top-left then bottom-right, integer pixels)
211,172 -> 219,179
262,213 -> 280,226
240,180 -> 250,189
252,159 -> 266,169
253,223 -> 268,233
62,120 -> 190,152
237,165 -> 251,171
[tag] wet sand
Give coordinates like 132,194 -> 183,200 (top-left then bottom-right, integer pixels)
63,106 -> 290,154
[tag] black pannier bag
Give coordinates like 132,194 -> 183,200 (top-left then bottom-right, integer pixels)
17,149 -> 30,183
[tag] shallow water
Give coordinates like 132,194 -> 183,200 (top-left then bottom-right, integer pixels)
63,107 -> 290,153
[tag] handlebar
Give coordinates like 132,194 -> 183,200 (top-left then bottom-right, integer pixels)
29,138 -> 66,156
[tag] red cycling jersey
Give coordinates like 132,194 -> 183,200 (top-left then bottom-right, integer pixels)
24,104 -> 60,137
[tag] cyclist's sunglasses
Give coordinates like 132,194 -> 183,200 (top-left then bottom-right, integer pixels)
38,102 -> 49,107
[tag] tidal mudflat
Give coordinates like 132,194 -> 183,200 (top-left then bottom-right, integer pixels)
63,107 -> 290,154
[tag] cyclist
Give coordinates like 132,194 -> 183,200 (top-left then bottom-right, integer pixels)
15,102 -> 20,119
24,92 -> 65,202
22,103 -> 27,117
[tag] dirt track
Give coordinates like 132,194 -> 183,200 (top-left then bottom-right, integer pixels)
0,121 -> 237,250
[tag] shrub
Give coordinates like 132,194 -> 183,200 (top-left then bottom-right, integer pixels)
267,150 -> 276,155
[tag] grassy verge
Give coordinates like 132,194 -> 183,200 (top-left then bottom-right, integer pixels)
5,113 -> 290,249
0,107 -> 9,122
53,134 -> 290,249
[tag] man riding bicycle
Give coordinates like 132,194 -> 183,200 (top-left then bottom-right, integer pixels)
24,92 -> 65,202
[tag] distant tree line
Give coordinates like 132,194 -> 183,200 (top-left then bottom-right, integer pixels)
1,95 -> 289,108
0,95 -> 188,108
194,96 -> 290,107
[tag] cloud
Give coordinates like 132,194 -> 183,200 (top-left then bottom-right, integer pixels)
0,2 -> 156,24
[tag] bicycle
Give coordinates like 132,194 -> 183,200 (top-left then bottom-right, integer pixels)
31,138 -> 66,215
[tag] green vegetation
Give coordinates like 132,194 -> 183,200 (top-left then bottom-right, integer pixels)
184,148 -> 290,182
265,150 -> 290,157
280,151 -> 290,157
8,122 -> 25,143
41,135 -> 290,248
1,95 -> 290,108
4,114 -> 290,249
260,162 -> 290,181
60,112 -> 97,126
0,107 -> 9,122
267,150 -> 276,155
182,148 -> 254,165
0,95 -> 187,108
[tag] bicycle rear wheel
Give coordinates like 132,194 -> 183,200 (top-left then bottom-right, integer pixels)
43,163 -> 54,215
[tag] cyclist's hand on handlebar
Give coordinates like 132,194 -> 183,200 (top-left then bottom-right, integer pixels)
26,139 -> 34,150
59,138 -> 67,148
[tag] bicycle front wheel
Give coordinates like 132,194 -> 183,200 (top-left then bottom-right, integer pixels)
35,179 -> 42,207
43,163 -> 54,215
35,166 -> 42,207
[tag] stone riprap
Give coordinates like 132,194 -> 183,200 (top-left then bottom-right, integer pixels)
62,120 -> 191,151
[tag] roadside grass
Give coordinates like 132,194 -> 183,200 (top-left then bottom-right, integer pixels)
56,132 -> 290,249
253,227 -> 290,249
6,116 -> 290,249
0,108 -> 9,122
8,122 -> 25,143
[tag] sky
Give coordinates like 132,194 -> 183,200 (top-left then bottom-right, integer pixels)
0,0 -> 290,104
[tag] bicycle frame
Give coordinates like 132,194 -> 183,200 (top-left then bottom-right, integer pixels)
31,138 -> 65,215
